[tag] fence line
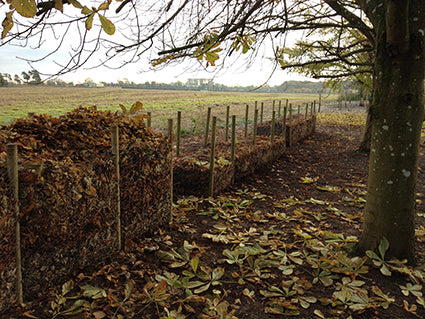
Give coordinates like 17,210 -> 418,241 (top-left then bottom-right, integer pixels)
111,126 -> 122,251
6,143 -> 23,305
170,99 -> 318,163
208,116 -> 217,197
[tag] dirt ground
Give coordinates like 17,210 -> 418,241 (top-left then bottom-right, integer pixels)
3,105 -> 425,318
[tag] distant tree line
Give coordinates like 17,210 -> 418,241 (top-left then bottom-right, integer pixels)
114,79 -> 338,94
1,70 -> 43,86
1,71 -> 353,96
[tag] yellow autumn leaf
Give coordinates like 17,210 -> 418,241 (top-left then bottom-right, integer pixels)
129,101 -> 143,114
98,13 -> 115,35
120,104 -> 128,115
81,6 -> 93,15
54,0 -> 63,13
85,13 -> 94,30
11,0 -> 36,18
1,11 -> 14,39
98,2 -> 109,10
68,0 -> 82,9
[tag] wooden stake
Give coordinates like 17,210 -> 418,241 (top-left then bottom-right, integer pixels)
283,106 -> 287,144
7,144 -> 23,305
111,127 -> 122,251
260,102 -> 264,124
253,108 -> 258,144
289,104 -> 293,146
204,107 -> 211,146
313,100 -> 317,114
319,96 -> 322,112
176,111 -> 181,156
244,104 -> 249,139
147,112 -> 151,128
305,103 -> 309,119
271,110 -> 276,143
231,115 -> 236,162
208,116 -> 217,197
278,100 -> 282,117
168,119 -> 174,207
225,105 -> 230,141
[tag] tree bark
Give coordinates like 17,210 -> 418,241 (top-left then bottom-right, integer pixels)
358,103 -> 372,153
358,0 -> 425,263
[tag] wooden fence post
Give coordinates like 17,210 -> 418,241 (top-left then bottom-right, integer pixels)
260,102 -> 264,124
111,127 -> 122,251
231,115 -> 236,162
297,104 -> 301,119
176,111 -> 181,156
289,104 -> 293,146
313,100 -> 317,114
318,96 -> 322,113
209,116 -> 217,197
204,107 -> 211,146
278,100 -> 282,117
225,105 -> 230,141
245,104 -> 249,139
305,103 -> 309,119
168,119 -> 174,206
253,108 -> 258,144
271,110 -> 276,143
7,144 -> 23,305
147,112 -> 151,128
283,106 -> 287,144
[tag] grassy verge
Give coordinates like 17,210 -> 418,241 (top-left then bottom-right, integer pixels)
0,86 -> 337,130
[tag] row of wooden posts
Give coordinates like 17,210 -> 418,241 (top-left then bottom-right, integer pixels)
160,99 -> 319,154
7,99 -> 318,304
163,100 -> 319,197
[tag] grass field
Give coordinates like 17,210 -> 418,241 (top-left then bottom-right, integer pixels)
0,86 -> 336,131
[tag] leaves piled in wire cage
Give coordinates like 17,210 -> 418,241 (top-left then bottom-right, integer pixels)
173,114 -> 316,196
0,106 -> 171,306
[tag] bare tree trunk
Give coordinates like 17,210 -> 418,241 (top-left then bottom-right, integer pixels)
358,1 -> 425,263
358,103 -> 372,153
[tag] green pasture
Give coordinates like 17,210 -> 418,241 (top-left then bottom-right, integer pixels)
0,86 -> 336,131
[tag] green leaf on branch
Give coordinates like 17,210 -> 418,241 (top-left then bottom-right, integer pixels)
231,34 -> 255,54
98,13 -> 115,35
194,41 -> 222,67
68,0 -> 82,9
85,13 -> 95,30
81,5 -> 93,15
98,1 -> 110,11
11,0 -> 37,17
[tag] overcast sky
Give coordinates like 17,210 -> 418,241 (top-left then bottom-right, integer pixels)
1,42 -> 312,86
0,1 -> 313,86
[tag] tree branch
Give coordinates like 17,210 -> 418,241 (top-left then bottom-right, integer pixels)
324,0 -> 375,46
